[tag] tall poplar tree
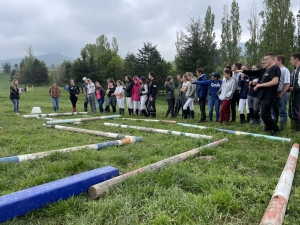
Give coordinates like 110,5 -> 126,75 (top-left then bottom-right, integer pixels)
220,0 -> 242,66
245,3 -> 261,66
259,0 -> 296,57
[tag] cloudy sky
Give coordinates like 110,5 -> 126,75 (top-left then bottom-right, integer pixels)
1,0 -> 299,61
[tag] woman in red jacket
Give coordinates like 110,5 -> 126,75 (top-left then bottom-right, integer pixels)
131,76 -> 141,115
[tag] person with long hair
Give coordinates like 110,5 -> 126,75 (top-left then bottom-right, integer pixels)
139,76 -> 149,116
131,76 -> 141,116
69,79 -> 80,112
238,64 -> 251,123
124,75 -> 134,115
182,72 -> 197,119
218,70 -> 237,123
147,71 -> 158,118
164,75 -> 175,118
95,81 -> 105,113
180,74 -> 189,117
115,80 -> 125,115
10,79 -> 20,114
48,82 -> 61,112
105,78 -> 117,113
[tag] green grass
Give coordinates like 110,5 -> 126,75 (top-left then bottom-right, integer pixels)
1,73 -> 300,224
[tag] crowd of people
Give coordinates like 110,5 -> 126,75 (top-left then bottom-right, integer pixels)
9,52 -> 300,135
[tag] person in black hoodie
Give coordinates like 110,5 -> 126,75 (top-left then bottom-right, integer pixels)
147,71 -> 158,118
69,79 -> 80,112
238,64 -> 250,123
105,78 -> 117,113
10,79 -> 20,114
124,75 -> 134,115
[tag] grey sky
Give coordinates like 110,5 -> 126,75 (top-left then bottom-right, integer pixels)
1,0 -> 299,61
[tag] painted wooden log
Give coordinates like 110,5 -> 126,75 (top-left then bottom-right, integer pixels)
260,143 -> 299,225
22,112 -> 88,118
0,137 -> 142,163
103,122 -> 212,139
88,138 -> 228,199
45,115 -> 121,125
0,166 -> 119,223
44,124 -> 136,139
121,118 -> 177,123
177,123 -> 291,142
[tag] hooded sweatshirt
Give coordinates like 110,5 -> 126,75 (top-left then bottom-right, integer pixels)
132,78 -> 141,101
218,77 -> 237,100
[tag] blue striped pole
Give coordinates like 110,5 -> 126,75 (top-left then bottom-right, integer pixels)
22,112 -> 88,118
0,137 -> 142,163
45,115 -> 121,125
103,122 -> 212,139
177,123 -> 291,142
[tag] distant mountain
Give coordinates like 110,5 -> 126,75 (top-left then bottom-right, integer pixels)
0,53 -> 74,68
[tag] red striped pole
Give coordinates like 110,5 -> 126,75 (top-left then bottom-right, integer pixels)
260,143 -> 299,225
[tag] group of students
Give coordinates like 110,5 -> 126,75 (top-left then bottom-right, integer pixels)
172,52 -> 300,135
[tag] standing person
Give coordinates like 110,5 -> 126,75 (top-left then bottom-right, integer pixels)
82,77 -> 88,112
272,55 -> 291,130
164,75 -> 175,118
69,79 -> 80,112
139,76 -> 149,116
288,52 -> 300,132
48,82 -> 61,112
87,78 -> 96,112
218,70 -> 236,123
180,74 -> 189,117
147,71 -> 158,118
238,64 -> 250,124
115,80 -> 125,115
95,81 -> 105,113
230,63 -> 242,122
124,75 -> 134,115
172,74 -> 183,117
193,72 -> 222,122
10,79 -> 20,114
254,52 -> 281,135
105,78 -> 117,113
195,68 -> 208,122
131,76 -> 141,116
182,72 -> 197,119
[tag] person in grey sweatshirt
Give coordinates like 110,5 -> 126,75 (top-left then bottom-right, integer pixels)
182,72 -> 197,119
218,70 -> 237,123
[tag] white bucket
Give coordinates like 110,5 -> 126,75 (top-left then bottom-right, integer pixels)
31,107 -> 42,114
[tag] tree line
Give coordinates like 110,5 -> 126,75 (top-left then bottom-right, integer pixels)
2,0 -> 300,89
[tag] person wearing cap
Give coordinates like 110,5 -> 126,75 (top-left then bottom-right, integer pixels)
238,64 -> 251,124
82,77 -> 88,112
164,75 -> 175,118
195,68 -> 208,122
147,71 -> 158,118
139,76 -> 149,116
193,72 -> 222,122
87,78 -> 97,112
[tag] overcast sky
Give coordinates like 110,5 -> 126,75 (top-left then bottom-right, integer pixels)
1,0 -> 299,61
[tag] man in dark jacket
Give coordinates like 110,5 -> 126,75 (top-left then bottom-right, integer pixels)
196,68 -> 208,122
289,52 -> 300,132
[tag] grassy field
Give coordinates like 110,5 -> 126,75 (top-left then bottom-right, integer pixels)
1,73 -> 300,225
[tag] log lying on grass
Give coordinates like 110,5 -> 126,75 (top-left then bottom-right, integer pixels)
0,166 -> 119,223
121,118 -> 177,123
0,137 -> 142,163
103,122 -> 212,139
45,115 -> 121,125
260,143 -> 299,225
44,124 -> 136,139
177,123 -> 291,142
88,138 -> 228,199
22,112 -> 88,118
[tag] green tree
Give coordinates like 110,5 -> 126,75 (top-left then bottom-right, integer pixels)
245,3 -> 261,66
124,52 -> 138,75
220,0 -> 242,66
296,9 -> 300,51
259,0 -> 296,57
3,62 -> 11,74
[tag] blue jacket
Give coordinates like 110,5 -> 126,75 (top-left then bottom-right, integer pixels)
195,74 -> 208,99
193,79 -> 222,98
238,76 -> 250,99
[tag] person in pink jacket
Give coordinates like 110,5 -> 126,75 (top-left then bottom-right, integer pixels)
131,76 -> 141,115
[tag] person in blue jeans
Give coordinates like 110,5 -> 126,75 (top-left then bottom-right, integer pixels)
95,81 -> 105,112
48,82 -> 61,112
193,72 -> 222,121
10,79 -> 21,114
